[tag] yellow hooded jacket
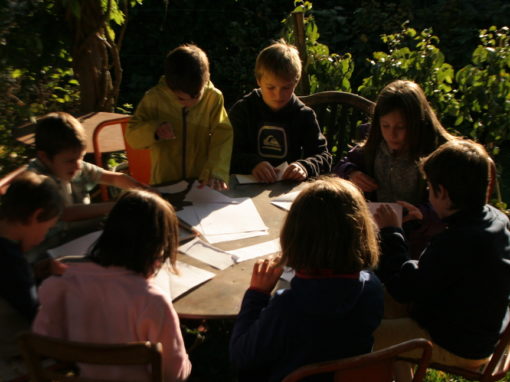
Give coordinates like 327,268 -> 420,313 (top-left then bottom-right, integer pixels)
125,76 -> 233,185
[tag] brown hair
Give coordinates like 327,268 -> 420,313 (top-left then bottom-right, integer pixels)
35,112 -> 86,159
279,177 -> 379,273
363,80 -> 454,165
0,171 -> 64,223
88,190 -> 179,277
421,139 -> 490,210
255,39 -> 302,83
164,44 -> 210,98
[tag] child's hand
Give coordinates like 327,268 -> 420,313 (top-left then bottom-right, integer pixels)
250,256 -> 284,294
252,161 -> 278,183
282,162 -> 307,181
397,200 -> 423,223
374,203 -> 400,229
156,122 -> 176,140
199,177 -> 228,191
349,171 -> 378,192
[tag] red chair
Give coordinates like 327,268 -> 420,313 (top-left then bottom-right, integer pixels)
282,338 -> 432,382
92,116 -> 151,200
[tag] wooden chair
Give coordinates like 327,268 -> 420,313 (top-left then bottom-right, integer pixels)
408,319 -> 510,382
92,116 -> 151,200
281,338 -> 432,382
299,91 -> 374,161
0,165 -> 28,195
17,332 -> 162,382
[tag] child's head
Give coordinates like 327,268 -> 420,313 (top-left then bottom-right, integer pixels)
35,112 -> 87,182
279,177 -> 379,273
255,39 -> 302,111
365,80 -> 452,159
421,139 -> 490,215
164,44 -> 210,108
88,190 -> 179,278
0,171 -> 64,250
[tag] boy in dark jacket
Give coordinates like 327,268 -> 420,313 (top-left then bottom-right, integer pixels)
373,139 -> 510,380
229,40 -> 331,183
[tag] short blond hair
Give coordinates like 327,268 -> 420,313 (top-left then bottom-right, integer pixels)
255,39 -> 302,83
279,177 -> 379,273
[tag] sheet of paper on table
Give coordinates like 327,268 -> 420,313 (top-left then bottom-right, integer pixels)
228,238 -> 281,263
178,237 -> 234,270
270,190 -> 301,211
184,181 -> 238,204
47,230 -> 102,259
152,260 -> 215,301
367,202 -> 403,226
154,180 -> 189,194
234,161 -> 289,184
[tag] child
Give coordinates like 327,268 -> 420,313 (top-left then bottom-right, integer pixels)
229,177 -> 383,382
374,140 -> 510,379
229,40 -> 332,183
0,171 -> 63,357
27,112 -> 146,249
33,190 -> 192,382
334,80 -> 455,258
126,43 -> 233,191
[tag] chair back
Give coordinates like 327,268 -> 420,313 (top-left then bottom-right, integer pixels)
18,332 -> 162,382
299,91 -> 374,161
0,165 -> 28,195
92,116 -> 151,200
282,338 -> 432,382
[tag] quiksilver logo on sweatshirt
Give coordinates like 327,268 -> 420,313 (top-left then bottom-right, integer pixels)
258,125 -> 287,158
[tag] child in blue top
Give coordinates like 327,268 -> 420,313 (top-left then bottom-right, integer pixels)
334,80 -> 455,258
230,177 -> 384,382
229,40 -> 332,183
0,171 -> 63,357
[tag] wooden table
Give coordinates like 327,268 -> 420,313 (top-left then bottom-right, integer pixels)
12,112 -> 127,154
173,180 -> 302,319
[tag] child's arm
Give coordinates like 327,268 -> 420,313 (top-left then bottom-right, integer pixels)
125,91 -> 163,150
60,202 -> 114,222
198,92 -> 233,187
291,109 -> 332,178
99,171 -> 150,190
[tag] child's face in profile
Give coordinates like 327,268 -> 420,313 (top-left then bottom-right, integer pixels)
257,71 -> 297,111
172,89 -> 204,108
41,147 -> 85,182
22,215 -> 59,252
380,109 -> 408,153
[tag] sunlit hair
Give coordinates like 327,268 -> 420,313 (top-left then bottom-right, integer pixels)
278,177 -> 379,273
165,43 -> 210,98
363,80 -> 454,162
255,39 -> 302,84
421,139 -> 490,210
88,190 -> 179,278
35,112 -> 86,159
0,171 -> 63,224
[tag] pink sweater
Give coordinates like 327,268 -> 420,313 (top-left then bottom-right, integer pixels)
33,262 -> 191,382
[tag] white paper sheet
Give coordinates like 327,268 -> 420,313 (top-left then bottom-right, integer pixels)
154,180 -> 189,194
368,202 -> 403,226
228,238 -> 281,263
178,237 -> 234,270
152,260 -> 215,301
234,162 -> 289,184
281,267 -> 295,282
194,199 -> 267,236
270,191 -> 301,211
184,181 -> 238,204
47,230 -> 102,259
205,230 -> 268,244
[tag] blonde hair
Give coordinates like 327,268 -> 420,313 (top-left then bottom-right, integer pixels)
279,177 -> 379,273
255,39 -> 302,83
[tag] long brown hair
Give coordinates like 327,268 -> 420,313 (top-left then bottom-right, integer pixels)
278,177 -> 379,273
363,80 -> 454,170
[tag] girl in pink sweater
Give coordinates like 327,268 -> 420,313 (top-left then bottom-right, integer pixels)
33,190 -> 191,382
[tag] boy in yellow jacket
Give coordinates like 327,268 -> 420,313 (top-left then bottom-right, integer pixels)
126,44 -> 233,190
